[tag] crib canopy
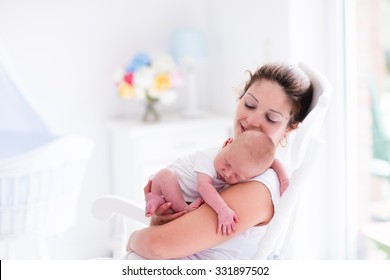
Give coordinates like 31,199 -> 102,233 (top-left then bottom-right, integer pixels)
0,41 -> 54,159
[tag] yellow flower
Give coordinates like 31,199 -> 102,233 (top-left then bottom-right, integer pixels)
118,82 -> 136,99
154,73 -> 171,92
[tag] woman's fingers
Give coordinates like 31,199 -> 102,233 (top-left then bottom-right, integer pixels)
154,201 -> 172,215
149,202 -> 187,226
165,210 -> 187,220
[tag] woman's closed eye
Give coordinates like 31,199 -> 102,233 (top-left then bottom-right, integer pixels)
266,115 -> 278,124
244,100 -> 256,110
266,113 -> 284,124
243,93 -> 259,110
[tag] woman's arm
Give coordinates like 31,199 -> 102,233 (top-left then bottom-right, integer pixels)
128,180 -> 274,259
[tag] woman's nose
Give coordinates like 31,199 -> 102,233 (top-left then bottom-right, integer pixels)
247,113 -> 263,131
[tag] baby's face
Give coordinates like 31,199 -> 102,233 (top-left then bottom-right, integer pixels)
214,146 -> 260,184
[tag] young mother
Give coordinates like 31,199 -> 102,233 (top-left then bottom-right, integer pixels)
125,62 -> 313,260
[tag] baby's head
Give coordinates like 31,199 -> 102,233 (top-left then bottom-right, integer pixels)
214,130 -> 275,184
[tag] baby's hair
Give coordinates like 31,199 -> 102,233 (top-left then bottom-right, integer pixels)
232,130 -> 275,172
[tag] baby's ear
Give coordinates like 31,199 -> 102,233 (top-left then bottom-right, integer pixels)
222,137 -> 233,147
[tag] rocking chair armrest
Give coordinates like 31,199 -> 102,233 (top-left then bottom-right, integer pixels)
92,195 -> 149,225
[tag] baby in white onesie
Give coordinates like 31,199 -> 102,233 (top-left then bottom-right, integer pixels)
145,130 -> 287,235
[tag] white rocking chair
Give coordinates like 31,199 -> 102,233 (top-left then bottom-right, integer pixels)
253,62 -> 332,259
92,62 -> 332,259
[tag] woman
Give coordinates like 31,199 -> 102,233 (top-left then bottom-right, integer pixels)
125,62 -> 313,260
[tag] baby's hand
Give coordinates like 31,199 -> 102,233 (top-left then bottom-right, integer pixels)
217,207 -> 239,235
280,177 -> 290,195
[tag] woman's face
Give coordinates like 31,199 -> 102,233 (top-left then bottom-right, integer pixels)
234,80 -> 293,145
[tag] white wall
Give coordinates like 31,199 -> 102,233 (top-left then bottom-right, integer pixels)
203,0 -> 290,115
0,0 -> 345,259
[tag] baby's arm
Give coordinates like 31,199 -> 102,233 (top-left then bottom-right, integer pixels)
271,158 -> 289,195
197,172 -> 238,235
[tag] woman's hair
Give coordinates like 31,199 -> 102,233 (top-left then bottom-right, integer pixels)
240,63 -> 313,129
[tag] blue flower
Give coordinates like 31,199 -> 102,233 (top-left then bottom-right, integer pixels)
126,52 -> 151,73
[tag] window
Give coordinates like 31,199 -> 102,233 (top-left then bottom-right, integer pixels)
350,0 -> 390,259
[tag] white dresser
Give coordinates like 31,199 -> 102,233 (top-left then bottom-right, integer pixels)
107,113 -> 233,205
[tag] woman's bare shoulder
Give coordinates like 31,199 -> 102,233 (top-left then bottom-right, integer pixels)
220,180 -> 274,226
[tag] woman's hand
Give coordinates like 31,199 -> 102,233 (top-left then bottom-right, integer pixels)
144,180 -> 186,226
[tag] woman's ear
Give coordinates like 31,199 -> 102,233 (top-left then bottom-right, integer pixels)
286,123 -> 299,134
222,137 -> 233,147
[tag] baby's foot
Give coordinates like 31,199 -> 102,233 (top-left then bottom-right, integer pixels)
145,193 -> 166,217
183,198 -> 203,212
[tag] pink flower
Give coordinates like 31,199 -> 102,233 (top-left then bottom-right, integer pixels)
124,73 -> 133,85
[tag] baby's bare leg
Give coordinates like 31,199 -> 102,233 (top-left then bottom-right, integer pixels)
145,169 -> 171,217
153,168 -> 202,213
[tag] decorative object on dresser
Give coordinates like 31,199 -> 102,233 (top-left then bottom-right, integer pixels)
170,28 -> 207,118
113,53 -> 183,122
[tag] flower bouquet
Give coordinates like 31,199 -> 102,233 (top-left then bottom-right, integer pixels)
114,52 -> 182,122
